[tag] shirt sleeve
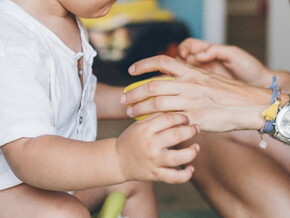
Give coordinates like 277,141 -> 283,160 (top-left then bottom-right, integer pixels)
0,51 -> 57,146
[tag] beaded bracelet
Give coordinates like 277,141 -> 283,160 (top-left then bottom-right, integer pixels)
258,120 -> 267,149
262,76 -> 280,133
259,76 -> 281,149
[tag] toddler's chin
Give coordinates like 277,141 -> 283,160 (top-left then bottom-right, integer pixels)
77,5 -> 113,19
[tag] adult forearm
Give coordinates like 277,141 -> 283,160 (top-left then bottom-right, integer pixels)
3,136 -> 125,191
272,70 -> 290,93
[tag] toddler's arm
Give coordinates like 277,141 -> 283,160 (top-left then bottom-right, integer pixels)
95,83 -> 127,119
2,136 -> 124,191
2,113 -> 199,191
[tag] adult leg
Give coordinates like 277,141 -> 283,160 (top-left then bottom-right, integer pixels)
75,181 -> 158,218
0,183 -> 91,218
190,131 -> 290,218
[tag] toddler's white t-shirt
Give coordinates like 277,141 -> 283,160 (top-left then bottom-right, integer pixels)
0,0 -> 97,190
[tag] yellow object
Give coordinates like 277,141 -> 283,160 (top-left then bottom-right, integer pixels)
80,0 -> 174,31
262,100 -> 281,121
124,77 -> 175,121
97,192 -> 126,218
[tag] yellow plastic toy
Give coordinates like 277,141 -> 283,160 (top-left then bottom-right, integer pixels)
124,77 -> 175,121
92,191 -> 126,218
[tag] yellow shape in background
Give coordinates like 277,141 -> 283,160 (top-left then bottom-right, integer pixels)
81,0 -> 174,31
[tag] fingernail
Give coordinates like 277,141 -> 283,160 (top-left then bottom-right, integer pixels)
127,107 -> 133,117
190,166 -> 195,173
195,144 -> 200,152
120,94 -> 126,104
128,64 -> 136,74
195,125 -> 200,133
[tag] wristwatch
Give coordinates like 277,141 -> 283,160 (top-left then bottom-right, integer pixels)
272,103 -> 290,145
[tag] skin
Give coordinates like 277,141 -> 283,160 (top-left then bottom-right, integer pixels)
121,55 -> 275,132
121,39 -> 290,132
0,1 -> 200,217
122,38 -> 290,217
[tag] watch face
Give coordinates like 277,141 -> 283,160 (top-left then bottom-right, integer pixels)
276,106 -> 290,138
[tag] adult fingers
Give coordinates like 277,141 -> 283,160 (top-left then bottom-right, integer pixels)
195,44 -> 241,64
122,79 -> 181,106
184,54 -> 201,66
128,55 -> 196,78
126,96 -> 191,118
178,38 -> 211,59
159,144 -> 200,167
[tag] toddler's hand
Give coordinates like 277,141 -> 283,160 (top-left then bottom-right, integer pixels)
116,113 -> 200,184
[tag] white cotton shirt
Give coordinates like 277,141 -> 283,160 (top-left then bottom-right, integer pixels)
0,0 -> 97,190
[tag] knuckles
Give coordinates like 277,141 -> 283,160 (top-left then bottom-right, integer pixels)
161,114 -> 176,126
156,55 -> 171,65
134,122 -> 152,136
147,80 -> 159,94
171,127 -> 183,142
126,90 -> 138,103
151,96 -> 167,111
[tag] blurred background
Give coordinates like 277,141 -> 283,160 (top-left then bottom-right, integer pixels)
82,0 -> 290,217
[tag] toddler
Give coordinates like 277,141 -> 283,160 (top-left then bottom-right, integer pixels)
0,0 -> 200,217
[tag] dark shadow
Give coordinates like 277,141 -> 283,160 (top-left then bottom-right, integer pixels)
91,21 -> 190,86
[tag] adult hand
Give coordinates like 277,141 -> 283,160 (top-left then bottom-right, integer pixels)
177,38 -> 273,88
121,55 -> 271,132
116,113 -> 200,184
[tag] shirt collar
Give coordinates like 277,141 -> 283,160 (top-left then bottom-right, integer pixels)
0,0 -> 97,62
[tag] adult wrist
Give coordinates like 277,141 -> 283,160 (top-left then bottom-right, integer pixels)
279,93 -> 289,107
259,68 -> 275,88
233,86 -> 273,131
231,106 -> 265,131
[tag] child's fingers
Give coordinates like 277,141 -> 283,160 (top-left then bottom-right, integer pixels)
142,113 -> 189,133
155,165 -> 194,184
156,125 -> 199,149
159,144 -> 199,167
128,55 -> 190,78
